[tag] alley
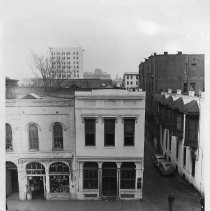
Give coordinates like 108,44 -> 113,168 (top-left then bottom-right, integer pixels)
142,139 -> 201,210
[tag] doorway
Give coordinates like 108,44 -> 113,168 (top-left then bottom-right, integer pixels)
6,162 -> 19,197
102,162 -> 117,197
28,176 -> 44,199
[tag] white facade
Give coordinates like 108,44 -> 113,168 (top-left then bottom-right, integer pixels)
6,95 -> 76,200
123,72 -> 139,89
49,47 -> 84,79
159,91 -> 204,194
74,89 -> 145,200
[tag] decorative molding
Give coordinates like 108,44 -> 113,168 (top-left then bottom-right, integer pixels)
101,115 -> 118,124
120,115 -> 139,123
25,122 -> 41,131
81,115 -> 99,123
18,157 -> 72,164
49,122 -> 68,131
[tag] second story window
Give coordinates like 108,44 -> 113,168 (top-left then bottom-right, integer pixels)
183,147 -> 186,167
104,119 -> 115,146
53,123 -> 63,150
185,115 -> 199,147
29,123 -> 39,150
124,119 -> 135,146
85,119 -> 96,146
6,123 -> 13,151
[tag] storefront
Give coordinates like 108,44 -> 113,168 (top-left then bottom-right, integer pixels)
77,160 -> 143,200
26,162 -> 46,199
49,162 -> 70,193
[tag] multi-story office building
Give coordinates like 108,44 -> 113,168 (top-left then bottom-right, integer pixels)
153,90 -> 204,194
123,72 -> 139,89
74,89 -> 145,200
49,47 -> 84,79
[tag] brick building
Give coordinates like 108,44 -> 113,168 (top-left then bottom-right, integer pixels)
138,52 -> 205,146
152,90 -> 205,194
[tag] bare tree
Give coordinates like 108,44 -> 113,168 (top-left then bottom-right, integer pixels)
30,52 -> 76,91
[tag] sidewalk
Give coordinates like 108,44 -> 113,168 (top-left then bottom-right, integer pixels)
7,198 -> 200,211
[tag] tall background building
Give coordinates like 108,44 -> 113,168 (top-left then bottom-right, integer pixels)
84,68 -> 111,79
138,51 -> 205,154
49,47 -> 84,79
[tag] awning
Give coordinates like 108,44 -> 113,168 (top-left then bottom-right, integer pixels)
179,100 -> 199,115
169,97 -> 184,110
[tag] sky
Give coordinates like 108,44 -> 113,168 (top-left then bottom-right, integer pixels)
0,0 -> 210,81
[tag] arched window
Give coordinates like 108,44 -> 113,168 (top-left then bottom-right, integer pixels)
26,162 -> 45,174
49,162 -> 69,193
6,123 -> 13,151
120,162 -> 136,189
83,162 -> 98,189
53,123 -> 63,150
29,124 -> 39,150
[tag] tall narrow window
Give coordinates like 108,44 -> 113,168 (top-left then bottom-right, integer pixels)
6,123 -> 13,151
29,124 -> 39,150
104,119 -> 115,146
85,119 -> 96,146
183,147 -> 186,167
176,140 -> 179,159
191,156 -> 195,177
124,119 -> 135,146
83,162 -> 98,189
169,130 -> 172,151
120,162 -> 136,189
185,116 -> 199,144
53,123 -> 63,150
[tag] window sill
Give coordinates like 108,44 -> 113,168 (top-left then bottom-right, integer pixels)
103,146 -> 115,148
6,150 -> 13,152
52,149 -> 64,151
123,146 -> 135,148
85,146 -> 96,148
29,149 -> 39,152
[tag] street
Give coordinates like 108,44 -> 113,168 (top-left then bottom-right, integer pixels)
7,140 -> 201,211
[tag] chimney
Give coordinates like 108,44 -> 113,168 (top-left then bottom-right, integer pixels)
177,89 -> 182,95
188,91 -> 195,97
154,52 -> 156,56
177,51 -> 182,55
164,51 -> 168,55
168,89 -> 172,94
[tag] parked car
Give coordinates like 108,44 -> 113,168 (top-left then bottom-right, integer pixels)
152,154 -> 165,168
157,160 -> 176,176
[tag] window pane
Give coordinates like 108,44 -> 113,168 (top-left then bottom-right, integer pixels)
29,124 -> 39,150
104,119 -> 115,146
85,119 -> 95,146
53,123 -> 63,150
6,123 -> 13,150
124,119 -> 135,146
83,162 -> 98,189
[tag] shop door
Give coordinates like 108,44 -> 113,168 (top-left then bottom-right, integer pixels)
102,163 -> 117,197
28,176 -> 44,199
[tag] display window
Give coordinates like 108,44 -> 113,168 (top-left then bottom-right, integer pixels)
49,162 -> 70,193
